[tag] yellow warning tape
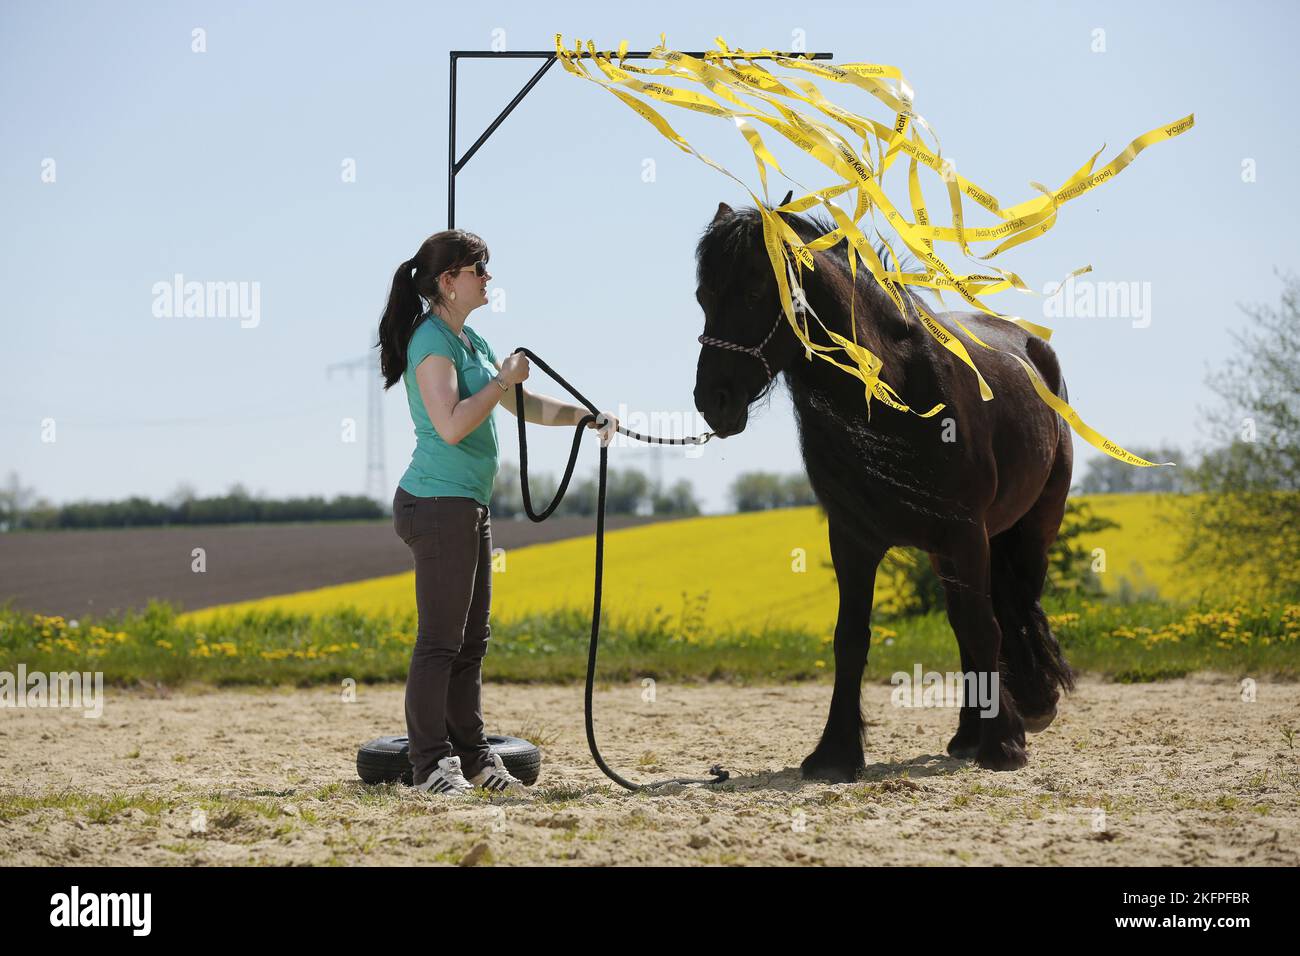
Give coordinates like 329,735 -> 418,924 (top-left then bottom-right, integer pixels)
554,35 -> 1193,467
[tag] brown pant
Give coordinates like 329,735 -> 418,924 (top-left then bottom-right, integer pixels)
393,486 -> 493,785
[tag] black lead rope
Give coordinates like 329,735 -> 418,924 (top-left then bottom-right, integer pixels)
508,347 -> 730,792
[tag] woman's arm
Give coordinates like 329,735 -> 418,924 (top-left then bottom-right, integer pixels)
493,357 -> 620,444
415,354 -> 506,445
493,357 -> 584,426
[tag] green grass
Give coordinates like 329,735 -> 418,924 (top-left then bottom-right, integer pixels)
2,589 -> 1297,687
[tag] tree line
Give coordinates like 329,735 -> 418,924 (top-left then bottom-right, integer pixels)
0,481 -> 385,531
3,464 -> 818,529
488,465 -> 817,517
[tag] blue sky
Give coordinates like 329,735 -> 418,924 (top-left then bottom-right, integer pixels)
2,0 -> 1296,513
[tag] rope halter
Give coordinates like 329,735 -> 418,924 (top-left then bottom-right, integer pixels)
695,260 -> 809,383
696,310 -> 787,382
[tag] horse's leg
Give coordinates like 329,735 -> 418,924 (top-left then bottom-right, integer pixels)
990,446 -> 1075,732
938,526 -> 1028,771
800,517 -> 884,782
932,552 -> 981,759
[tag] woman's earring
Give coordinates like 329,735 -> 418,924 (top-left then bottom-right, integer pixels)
449,291 -> 457,301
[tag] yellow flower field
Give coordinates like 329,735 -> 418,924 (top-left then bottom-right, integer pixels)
181,494 -> 1215,634
183,506 -> 845,634
1064,493 -> 1205,599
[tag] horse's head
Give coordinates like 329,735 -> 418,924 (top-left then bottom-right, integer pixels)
692,195 -> 805,438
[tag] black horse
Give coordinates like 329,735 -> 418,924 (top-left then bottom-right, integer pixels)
693,196 -> 1075,776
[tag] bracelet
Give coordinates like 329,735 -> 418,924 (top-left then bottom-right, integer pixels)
493,375 -> 510,392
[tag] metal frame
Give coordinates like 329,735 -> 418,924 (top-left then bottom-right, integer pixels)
447,48 -> 835,229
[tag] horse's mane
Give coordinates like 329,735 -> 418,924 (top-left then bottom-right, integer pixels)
696,203 -> 932,320
696,202 -> 930,418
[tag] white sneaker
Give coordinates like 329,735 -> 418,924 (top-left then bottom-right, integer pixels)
468,752 -> 529,796
413,755 -> 474,797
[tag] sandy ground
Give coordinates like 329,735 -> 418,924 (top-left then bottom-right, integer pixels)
1,676 -> 1296,866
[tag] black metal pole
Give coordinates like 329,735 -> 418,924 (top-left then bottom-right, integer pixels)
451,50 -> 835,58
454,56 -> 557,181
448,53 -> 457,229
446,49 -> 833,231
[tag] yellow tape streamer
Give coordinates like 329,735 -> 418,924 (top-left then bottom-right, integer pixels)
554,34 -> 1192,467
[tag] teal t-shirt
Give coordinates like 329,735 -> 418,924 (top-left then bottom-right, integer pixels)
398,312 -> 501,506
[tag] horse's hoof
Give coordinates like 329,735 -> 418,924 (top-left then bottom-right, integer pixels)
976,739 -> 1029,772
946,728 -> 977,759
1022,706 -> 1057,734
946,734 -> 979,760
800,749 -> 864,783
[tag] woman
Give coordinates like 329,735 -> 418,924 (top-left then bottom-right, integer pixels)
377,229 -> 618,798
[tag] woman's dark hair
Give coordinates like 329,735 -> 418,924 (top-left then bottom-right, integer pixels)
376,229 -> 490,389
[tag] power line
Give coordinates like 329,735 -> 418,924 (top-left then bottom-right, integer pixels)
326,349 -> 387,501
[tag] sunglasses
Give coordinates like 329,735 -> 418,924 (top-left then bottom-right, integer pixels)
450,260 -> 488,278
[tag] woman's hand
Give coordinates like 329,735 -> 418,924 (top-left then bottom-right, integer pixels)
586,411 -> 619,447
499,352 -> 530,386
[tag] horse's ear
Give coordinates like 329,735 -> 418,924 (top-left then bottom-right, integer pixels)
779,189 -> 793,207
711,201 -> 733,225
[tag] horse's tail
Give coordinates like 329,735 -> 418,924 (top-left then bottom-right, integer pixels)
989,524 -> 1075,725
